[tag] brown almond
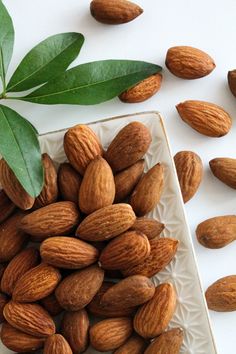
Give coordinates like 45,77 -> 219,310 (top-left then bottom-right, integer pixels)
90,317 -> 133,352
64,124 -> 103,175
174,151 -> 203,203
114,335 -> 147,354
130,163 -> 164,216
79,156 -> 115,214
105,122 -> 152,172
76,203 -> 136,241
44,334 -> 72,354
0,263 -> 7,291
176,100 -> 232,137
0,293 -> 8,322
209,157 -> 236,189
41,293 -> 63,316
144,328 -> 184,354
131,217 -> 164,239
134,283 -> 176,338
90,0 -> 143,24
58,163 -> 82,203
166,46 -> 215,79
0,189 -> 15,223
205,275 -> 236,312
228,69 -> 236,98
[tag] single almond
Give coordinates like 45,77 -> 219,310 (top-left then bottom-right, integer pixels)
114,334 -> 148,354
0,189 -> 15,223
228,69 -> 236,98
58,163 -> 82,203
131,217 -> 164,239
209,157 -> 236,189
41,293 -> 63,316
206,275 -> 236,312
144,328 -> 184,354
44,334 -> 72,354
0,293 -> 8,322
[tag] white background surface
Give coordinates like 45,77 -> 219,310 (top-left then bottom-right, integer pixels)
2,1 -> 236,353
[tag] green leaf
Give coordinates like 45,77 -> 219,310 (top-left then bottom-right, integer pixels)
7,32 -> 84,92
0,104 -> 43,197
19,60 -> 162,105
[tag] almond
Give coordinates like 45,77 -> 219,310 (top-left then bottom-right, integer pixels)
0,293 -> 8,322
130,163 -> 164,216
99,230 -> 150,270
58,163 -> 82,203
0,263 -> 7,291
114,160 -> 145,202
176,100 -> 232,137
61,310 -> 89,353
79,156 -> 115,214
1,248 -> 39,296
3,301 -> 56,337
1,322 -> 45,352
114,335 -> 147,354
165,46 -> 215,79
206,275 -> 236,312
122,238 -> 179,278
41,293 -> 63,316
76,203 -> 136,241
64,124 -> 103,175
228,69 -> 236,98
55,264 -> 104,311
174,151 -> 203,203
19,201 -> 80,241
0,189 -> 15,223
0,212 -> 28,262
144,328 -> 184,354
90,0 -> 143,24
131,217 -> 164,239
105,122 -> 152,172
209,157 -> 236,189
44,334 -> 72,354
196,215 -> 236,249
134,283 -> 177,338
119,73 -> 162,103
0,159 -> 35,210
40,236 -> 99,269
90,317 -> 133,351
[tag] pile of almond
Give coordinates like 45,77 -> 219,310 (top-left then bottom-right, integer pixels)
0,122 -> 183,353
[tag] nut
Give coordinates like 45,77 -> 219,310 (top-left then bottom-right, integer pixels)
58,163 -> 82,203
206,275 -> 236,312
209,157 -> 236,189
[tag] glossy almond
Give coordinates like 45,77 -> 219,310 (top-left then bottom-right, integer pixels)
210,157 -> 236,189
176,100 -> 232,137
130,163 -> 164,216
44,334 -> 72,354
99,230 -> 150,270
114,335 -> 147,354
41,293 -> 63,316
0,293 -> 8,322
114,160 -> 145,202
76,203 -> 136,241
119,73 -> 162,103
79,156 -> 115,214
196,215 -> 236,249
228,69 -> 236,98
105,122 -> 151,172
134,283 -> 177,338
0,159 -> 35,210
64,124 -> 103,175
90,0 -> 143,24
144,328 -> 184,354
90,317 -> 133,352
55,264 -> 104,311
58,163 -> 82,203
166,46 -> 215,79
3,301 -> 56,337
0,189 -> 15,223
131,217 -> 164,239
206,275 -> 236,312
19,201 -> 80,241
122,238 -> 179,278
174,151 -> 203,203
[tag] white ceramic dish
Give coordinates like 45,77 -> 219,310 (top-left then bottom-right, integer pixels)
0,111 -> 218,354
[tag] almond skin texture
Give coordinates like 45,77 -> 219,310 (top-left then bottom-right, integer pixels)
166,46 -> 215,79
79,156 -> 115,214
114,160 -> 145,202
40,236 -> 99,269
1,248 -> 40,296
55,264 -> 104,311
41,293 -> 63,316
90,0 -> 143,24
131,217 -> 164,240
0,189 -> 15,223
174,151 -> 203,203
19,201 -> 80,241
122,238 -> 179,278
176,100 -> 232,137
196,215 -> 236,249
144,328 -> 184,354
105,122 -> 152,172
90,317 -> 133,352
61,310 -> 89,354
134,283 -> 177,338
64,124 -> 103,175
130,163 -> 164,216
3,301 -> 56,337
228,69 -> 236,98
44,334 -> 72,354
58,163 -> 82,203
76,203 -> 136,241
0,212 -> 28,262
99,230 -> 150,270
209,157 -> 236,189
0,159 -> 35,210
12,263 -> 61,303
206,275 -> 236,312
0,293 -> 8,322
114,335 -> 147,354
1,322 -> 45,353
119,73 -> 162,103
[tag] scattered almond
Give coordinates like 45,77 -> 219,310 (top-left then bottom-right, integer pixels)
228,69 -> 236,98
58,163 -> 82,203
209,157 -> 236,189
206,275 -> 236,312
144,328 -> 184,354
44,334 -> 72,354
114,334 -> 148,354
131,217 -> 164,239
